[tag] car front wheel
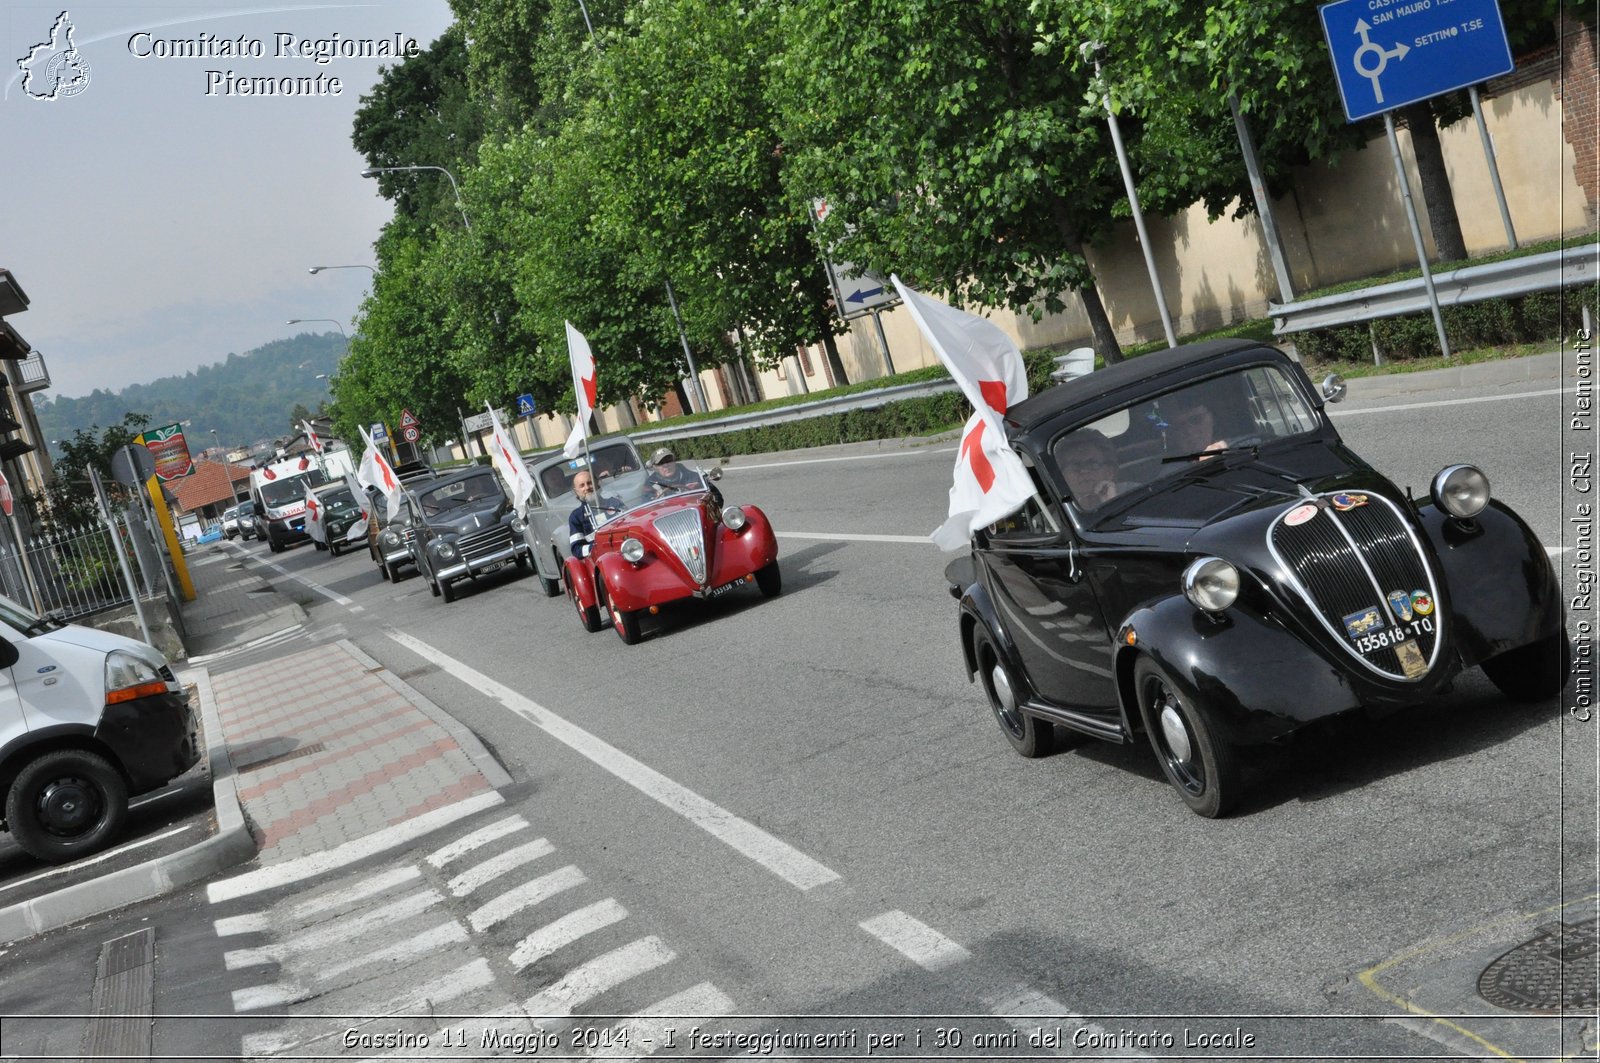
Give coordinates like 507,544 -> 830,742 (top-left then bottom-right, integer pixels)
755,561 -> 782,598
1482,633 -> 1573,702
441,579 -> 455,603
1134,658 -> 1241,818
5,750 -> 129,864
567,574 -> 603,633
972,627 -> 1054,758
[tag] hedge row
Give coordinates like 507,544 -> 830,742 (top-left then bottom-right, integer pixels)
1299,283 -> 1597,362
671,349 -> 1061,460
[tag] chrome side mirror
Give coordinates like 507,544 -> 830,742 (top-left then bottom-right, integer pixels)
1321,373 -> 1347,404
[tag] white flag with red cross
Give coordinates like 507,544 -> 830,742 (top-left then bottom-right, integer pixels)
343,472 -> 370,543
890,275 -> 1037,551
562,321 -> 598,459
485,402 -> 536,512
303,479 -> 327,545
0,467 -> 13,518
302,420 -> 325,455
356,435 -> 402,522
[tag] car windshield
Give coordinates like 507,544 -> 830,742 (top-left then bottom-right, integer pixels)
260,470 -> 328,506
0,592 -> 48,636
416,473 -> 504,517
321,487 -> 358,511
1050,364 -> 1321,512
535,442 -> 642,502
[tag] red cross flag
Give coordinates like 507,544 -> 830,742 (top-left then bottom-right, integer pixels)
303,480 -> 327,546
890,275 -> 1036,551
356,434 -> 402,522
485,402 -> 536,511
342,473 -> 370,543
562,320 -> 598,459
0,467 -> 13,518
302,420 -> 325,455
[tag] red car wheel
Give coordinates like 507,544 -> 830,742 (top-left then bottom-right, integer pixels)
567,571 -> 603,633
611,595 -> 642,645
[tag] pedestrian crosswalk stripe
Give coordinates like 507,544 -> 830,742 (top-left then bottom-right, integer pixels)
212,913 -> 269,937
209,791 -> 504,902
232,981 -> 312,1012
447,838 -> 555,897
224,889 -> 443,968
289,866 -> 421,920
320,920 -> 468,981
427,814 -> 529,867
980,983 -> 1148,1059
858,910 -> 972,971
524,936 -> 675,1024
470,864 -> 587,932
599,981 -> 736,1059
509,898 -> 628,971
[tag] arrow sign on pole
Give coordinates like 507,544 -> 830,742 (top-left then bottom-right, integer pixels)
847,285 -> 886,304
1319,0 -> 1512,121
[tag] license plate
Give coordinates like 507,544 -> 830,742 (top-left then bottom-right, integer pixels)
706,579 -> 742,598
480,560 -> 507,574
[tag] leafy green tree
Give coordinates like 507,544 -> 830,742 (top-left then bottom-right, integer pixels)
30,413 -> 151,528
770,0 -> 1129,360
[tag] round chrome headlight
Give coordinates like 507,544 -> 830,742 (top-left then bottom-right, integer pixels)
1432,464 -> 1490,519
620,537 -> 646,564
437,541 -> 457,560
511,516 -> 528,534
721,505 -> 747,531
380,529 -> 400,547
1183,557 -> 1240,613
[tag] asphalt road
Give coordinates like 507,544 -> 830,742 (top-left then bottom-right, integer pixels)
0,376 -> 1591,1061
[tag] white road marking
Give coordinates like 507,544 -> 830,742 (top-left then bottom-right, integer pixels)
207,791 -> 503,902
128,788 -> 182,810
229,545 -> 363,611
0,826 -> 191,896
320,920 -> 468,980
524,936 -> 675,1025
426,814 -> 528,867
231,982 -> 311,1012
778,531 -> 929,544
385,628 -> 841,892
186,623 -> 306,664
729,446 -> 955,471
981,983 -> 1149,1059
224,889 -> 444,969
600,981 -> 737,1059
1330,385 -> 1566,417
447,838 -> 555,897
212,913 -> 269,938
509,898 -> 629,970
470,864 -> 587,933
290,866 -> 421,920
858,910 -> 972,971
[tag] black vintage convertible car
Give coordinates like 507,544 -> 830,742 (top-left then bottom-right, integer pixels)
946,339 -> 1568,816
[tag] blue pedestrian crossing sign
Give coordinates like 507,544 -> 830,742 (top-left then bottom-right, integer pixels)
516,393 -> 537,418
1319,0 -> 1513,122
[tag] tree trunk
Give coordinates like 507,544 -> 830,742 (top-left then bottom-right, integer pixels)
819,329 -> 849,387
1045,191 -> 1124,363
1401,102 -> 1468,264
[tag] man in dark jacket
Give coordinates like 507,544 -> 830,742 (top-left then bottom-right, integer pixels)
568,470 -> 622,559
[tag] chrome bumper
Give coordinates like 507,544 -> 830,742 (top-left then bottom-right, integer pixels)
435,541 -> 529,582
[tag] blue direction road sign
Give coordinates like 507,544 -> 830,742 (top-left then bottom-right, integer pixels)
1319,0 -> 1512,122
516,393 -> 537,417
370,422 -> 388,442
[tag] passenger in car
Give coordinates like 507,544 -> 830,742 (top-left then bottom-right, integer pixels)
1161,392 -> 1229,458
568,471 -> 623,559
1056,430 -> 1128,508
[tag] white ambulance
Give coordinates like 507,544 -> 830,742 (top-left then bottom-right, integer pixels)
249,454 -> 329,553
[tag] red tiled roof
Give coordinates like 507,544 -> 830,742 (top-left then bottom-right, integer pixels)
169,460 -> 252,513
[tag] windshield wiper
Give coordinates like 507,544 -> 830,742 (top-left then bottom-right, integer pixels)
1160,443 -> 1261,464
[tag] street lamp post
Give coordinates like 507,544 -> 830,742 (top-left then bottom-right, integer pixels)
286,318 -> 348,339
308,265 -> 377,275
211,429 -> 243,504
360,166 -> 471,230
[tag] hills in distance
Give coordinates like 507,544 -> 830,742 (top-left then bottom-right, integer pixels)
35,331 -> 347,458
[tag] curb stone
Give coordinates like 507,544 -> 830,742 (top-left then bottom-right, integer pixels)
0,666 -> 255,944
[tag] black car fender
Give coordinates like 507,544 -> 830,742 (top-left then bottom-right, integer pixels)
1414,499 -> 1565,666
1112,595 -> 1363,747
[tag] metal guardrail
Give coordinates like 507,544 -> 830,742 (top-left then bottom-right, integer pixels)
1270,247 -> 1599,335
624,377 -> 960,446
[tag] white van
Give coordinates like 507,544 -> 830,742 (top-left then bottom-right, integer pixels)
249,455 -> 329,553
0,595 -> 197,863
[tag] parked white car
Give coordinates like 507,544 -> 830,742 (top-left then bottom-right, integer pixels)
0,595 -> 197,863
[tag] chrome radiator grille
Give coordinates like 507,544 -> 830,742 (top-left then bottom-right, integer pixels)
653,509 -> 707,585
458,524 -> 512,562
1268,494 -> 1441,681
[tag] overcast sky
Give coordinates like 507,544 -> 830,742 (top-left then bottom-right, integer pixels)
3,1 -> 456,399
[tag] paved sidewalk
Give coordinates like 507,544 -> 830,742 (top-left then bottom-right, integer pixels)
0,542 -> 508,942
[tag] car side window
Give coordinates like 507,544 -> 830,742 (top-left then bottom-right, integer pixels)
986,496 -> 1057,539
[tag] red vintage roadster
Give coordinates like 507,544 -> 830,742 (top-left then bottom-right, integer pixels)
564,466 -> 781,643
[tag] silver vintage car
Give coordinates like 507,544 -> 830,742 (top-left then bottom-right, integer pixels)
519,437 -> 650,597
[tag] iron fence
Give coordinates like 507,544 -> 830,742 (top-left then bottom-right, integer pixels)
0,516 -> 156,620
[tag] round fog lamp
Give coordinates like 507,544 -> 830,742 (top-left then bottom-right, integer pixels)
1183,557 -> 1240,613
721,505 -> 747,531
620,537 -> 646,564
1432,464 -> 1490,519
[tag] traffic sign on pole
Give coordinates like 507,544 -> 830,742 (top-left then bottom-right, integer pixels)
402,426 -> 421,443
516,393 -> 537,418
399,408 -> 420,429
1319,0 -> 1513,122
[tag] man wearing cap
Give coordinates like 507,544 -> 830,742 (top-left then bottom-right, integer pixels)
645,448 -> 701,495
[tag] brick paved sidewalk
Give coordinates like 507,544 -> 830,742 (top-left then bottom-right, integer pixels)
208,640 -> 508,864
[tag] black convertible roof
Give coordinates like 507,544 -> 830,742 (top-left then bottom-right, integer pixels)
1004,338 -> 1282,435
